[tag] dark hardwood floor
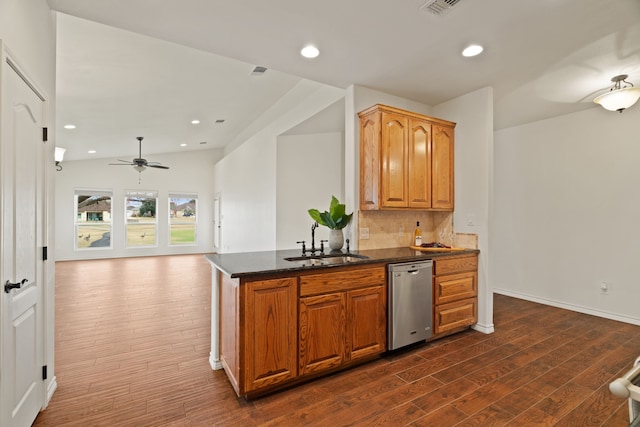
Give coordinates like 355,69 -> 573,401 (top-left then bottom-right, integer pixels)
34,255 -> 639,426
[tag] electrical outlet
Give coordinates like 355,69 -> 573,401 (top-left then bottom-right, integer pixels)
466,214 -> 476,227
398,226 -> 404,237
360,227 -> 370,240
600,282 -> 609,295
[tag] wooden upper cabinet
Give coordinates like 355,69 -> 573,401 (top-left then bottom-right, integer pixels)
408,119 -> 432,208
358,104 -> 455,211
432,125 -> 454,210
381,112 -> 409,208
359,112 -> 381,210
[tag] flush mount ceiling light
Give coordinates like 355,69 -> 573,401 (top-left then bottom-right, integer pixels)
191,119 -> 200,124
593,74 -> 640,112
462,44 -> 483,57
301,45 -> 320,59
63,124 -> 76,129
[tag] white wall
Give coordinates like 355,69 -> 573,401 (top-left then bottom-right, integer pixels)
493,105 -> 640,325
276,132 -> 344,250
213,81 -> 345,253
434,87 -> 495,334
55,149 -> 223,260
0,0 -> 57,407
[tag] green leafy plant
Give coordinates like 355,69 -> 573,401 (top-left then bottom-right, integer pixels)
308,196 -> 353,230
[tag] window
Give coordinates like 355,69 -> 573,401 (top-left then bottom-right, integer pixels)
169,193 -> 197,245
125,190 -> 158,247
75,190 -> 112,250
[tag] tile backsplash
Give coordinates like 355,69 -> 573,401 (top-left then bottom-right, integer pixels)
357,210 -> 477,250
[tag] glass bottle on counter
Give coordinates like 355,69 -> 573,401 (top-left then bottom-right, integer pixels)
414,221 -> 422,246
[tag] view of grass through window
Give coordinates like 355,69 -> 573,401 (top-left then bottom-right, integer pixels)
169,194 -> 197,245
75,191 -> 112,249
126,191 -> 157,247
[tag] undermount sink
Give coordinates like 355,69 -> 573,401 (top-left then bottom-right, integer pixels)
284,253 -> 369,266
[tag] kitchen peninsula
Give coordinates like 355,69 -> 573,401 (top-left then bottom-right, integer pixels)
206,247 -> 479,398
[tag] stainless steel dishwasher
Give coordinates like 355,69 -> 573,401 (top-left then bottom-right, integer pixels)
387,260 -> 433,350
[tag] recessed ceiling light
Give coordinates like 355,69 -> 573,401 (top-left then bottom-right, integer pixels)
462,44 -> 483,57
64,124 -> 76,129
215,119 -> 225,124
180,143 -> 187,147
191,119 -> 200,125
199,141 -> 207,145
301,45 -> 320,59
88,150 -> 96,154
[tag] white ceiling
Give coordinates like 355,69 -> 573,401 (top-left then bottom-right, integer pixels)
49,0 -> 640,161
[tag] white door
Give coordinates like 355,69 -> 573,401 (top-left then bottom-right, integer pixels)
213,193 -> 221,250
1,51 -> 46,427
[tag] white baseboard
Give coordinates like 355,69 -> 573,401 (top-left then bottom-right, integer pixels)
493,288 -> 640,326
472,322 -> 495,334
209,353 -> 223,370
44,377 -> 58,407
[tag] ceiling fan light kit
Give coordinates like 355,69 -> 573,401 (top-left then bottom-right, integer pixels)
593,74 -> 640,113
108,137 -> 170,177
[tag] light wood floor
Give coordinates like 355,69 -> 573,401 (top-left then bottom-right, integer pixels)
34,255 -> 639,426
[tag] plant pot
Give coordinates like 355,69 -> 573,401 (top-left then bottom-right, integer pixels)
329,229 -> 344,250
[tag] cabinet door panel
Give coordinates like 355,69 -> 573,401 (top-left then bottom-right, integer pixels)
299,293 -> 346,375
435,254 -> 478,276
360,113 -> 380,210
347,286 -> 386,361
244,277 -> 298,392
220,273 -> 240,394
434,298 -> 477,334
435,271 -> 477,305
432,125 -> 454,210
381,112 -> 409,208
408,119 -> 432,208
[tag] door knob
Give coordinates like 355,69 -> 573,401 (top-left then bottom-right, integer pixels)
4,278 -> 27,293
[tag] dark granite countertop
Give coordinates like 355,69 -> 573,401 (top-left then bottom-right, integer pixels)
205,247 -> 479,278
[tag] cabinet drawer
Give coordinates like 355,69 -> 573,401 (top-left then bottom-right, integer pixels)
434,254 -> 478,276
434,271 -> 477,305
300,266 -> 385,297
434,297 -> 477,334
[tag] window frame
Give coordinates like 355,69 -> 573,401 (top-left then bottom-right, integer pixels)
74,189 -> 113,251
125,190 -> 159,248
168,192 -> 198,246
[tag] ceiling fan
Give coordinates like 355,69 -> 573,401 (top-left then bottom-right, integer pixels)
109,137 -> 170,173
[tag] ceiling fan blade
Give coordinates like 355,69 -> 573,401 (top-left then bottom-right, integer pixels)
147,164 -> 169,169
108,163 -> 134,166
116,159 -> 132,163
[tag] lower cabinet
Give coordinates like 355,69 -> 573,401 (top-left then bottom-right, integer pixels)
433,254 -> 478,335
223,264 -> 387,397
219,256 -> 478,397
299,292 -> 346,375
347,286 -> 386,361
299,283 -> 386,376
299,266 -> 387,377
244,277 -> 298,393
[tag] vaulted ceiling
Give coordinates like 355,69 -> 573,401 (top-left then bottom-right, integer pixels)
48,0 -> 640,160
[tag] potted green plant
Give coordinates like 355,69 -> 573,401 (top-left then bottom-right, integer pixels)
308,196 -> 353,250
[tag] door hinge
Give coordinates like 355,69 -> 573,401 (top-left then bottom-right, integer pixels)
42,365 -> 47,380
42,246 -> 48,261
43,127 -> 48,142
